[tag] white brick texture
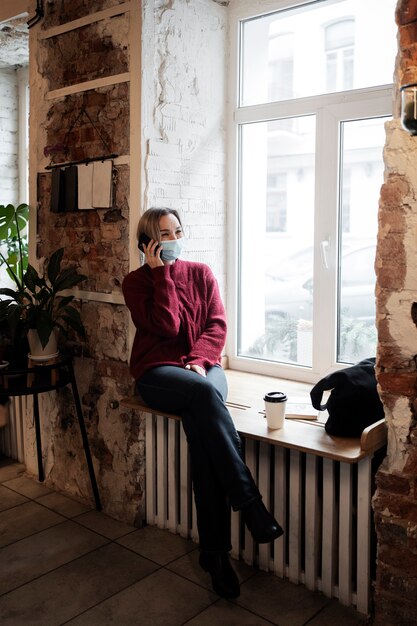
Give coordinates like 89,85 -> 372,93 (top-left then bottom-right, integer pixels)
142,0 -> 228,292
0,68 -> 18,204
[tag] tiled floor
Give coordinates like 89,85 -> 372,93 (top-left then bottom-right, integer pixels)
0,457 -> 369,626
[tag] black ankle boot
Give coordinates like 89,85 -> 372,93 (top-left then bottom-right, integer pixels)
242,499 -> 284,543
199,551 -> 240,598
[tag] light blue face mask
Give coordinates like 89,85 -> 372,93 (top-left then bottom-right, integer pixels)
160,237 -> 186,262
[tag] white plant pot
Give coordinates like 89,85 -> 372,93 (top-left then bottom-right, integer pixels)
27,329 -> 59,360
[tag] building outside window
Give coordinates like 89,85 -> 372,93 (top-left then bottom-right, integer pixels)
266,172 -> 287,232
267,32 -> 294,102
229,0 -> 397,382
325,19 -> 355,92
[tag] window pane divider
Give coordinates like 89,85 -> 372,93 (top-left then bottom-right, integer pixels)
234,86 -> 392,125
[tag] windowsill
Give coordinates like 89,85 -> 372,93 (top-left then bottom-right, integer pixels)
224,368 -> 312,409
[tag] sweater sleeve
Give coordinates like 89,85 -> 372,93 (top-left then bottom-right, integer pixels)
122,266 -> 181,338
185,267 -> 227,369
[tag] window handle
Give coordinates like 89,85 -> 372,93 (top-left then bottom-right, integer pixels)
320,240 -> 329,269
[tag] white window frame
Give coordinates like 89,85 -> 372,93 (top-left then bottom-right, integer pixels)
226,0 -> 393,383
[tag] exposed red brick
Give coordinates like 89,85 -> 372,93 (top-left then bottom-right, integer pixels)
378,207 -> 408,234
95,359 -> 131,379
397,0 -> 417,25
37,164 -> 129,295
374,514 -> 409,545
379,175 -> 410,206
376,343 -> 409,371
376,592 -> 417,626
410,478 -> 417,502
373,0 -> 417,617
400,23 -> 417,49
373,491 -> 417,521
378,540 -> 417,574
377,562 -> 417,598
376,470 -> 412,495
374,590 -> 417,626
403,446 -> 417,473
400,62 -> 417,86
377,371 -> 417,396
378,234 -> 406,266
45,86 -> 129,161
42,18 -> 128,91
42,0 -> 124,29
376,263 -> 407,290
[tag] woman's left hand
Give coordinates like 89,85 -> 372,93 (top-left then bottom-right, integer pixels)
185,364 -> 206,377
143,239 -> 164,269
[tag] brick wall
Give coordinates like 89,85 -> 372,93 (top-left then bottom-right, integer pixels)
373,0 -> 417,623
30,0 -> 143,524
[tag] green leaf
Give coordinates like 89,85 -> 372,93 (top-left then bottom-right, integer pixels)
56,295 -> 74,310
0,203 -> 29,240
62,305 -> 82,322
24,265 -> 40,293
35,310 -> 55,348
0,250 -> 23,291
61,305 -> 85,336
54,321 -> 68,338
0,288 -> 20,300
6,251 -> 18,277
61,314 -> 85,337
53,268 -> 86,293
35,284 -> 50,299
0,299 -> 12,321
8,303 -> 24,335
0,299 -> 11,312
0,204 -> 15,240
47,248 -> 64,284
15,203 -> 29,232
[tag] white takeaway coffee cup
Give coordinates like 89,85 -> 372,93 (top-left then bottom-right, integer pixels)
264,391 -> 288,429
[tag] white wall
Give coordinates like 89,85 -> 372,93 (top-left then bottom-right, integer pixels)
0,68 -> 19,205
141,0 -> 228,295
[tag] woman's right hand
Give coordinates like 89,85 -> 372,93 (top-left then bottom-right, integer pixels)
185,364 -> 206,377
144,239 -> 164,268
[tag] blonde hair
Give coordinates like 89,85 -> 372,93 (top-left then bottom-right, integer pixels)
137,207 -> 183,243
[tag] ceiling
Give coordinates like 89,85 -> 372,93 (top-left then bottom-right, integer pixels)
0,15 -> 28,70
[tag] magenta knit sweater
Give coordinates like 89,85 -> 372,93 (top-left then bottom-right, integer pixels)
122,260 -> 227,381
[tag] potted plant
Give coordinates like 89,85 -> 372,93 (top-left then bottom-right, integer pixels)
0,203 -> 87,359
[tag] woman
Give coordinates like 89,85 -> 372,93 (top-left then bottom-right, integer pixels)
122,207 -> 283,599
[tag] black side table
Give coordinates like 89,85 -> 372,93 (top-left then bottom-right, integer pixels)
0,354 -> 101,510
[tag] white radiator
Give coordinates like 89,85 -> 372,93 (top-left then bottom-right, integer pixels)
0,397 -> 26,462
145,413 -> 374,615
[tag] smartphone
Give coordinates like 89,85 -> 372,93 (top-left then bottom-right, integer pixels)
138,233 -> 161,254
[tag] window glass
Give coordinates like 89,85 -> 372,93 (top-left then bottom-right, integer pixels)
337,117 -> 387,364
240,0 -> 396,106
238,116 -> 315,367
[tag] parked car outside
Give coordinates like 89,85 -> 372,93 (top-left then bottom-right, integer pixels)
264,243 -> 377,323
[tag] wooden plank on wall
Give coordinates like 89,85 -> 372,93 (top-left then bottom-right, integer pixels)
46,73 -> 130,100
38,2 -> 132,40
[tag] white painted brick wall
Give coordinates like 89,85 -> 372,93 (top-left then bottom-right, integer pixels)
0,68 -> 19,204
142,0 -> 228,294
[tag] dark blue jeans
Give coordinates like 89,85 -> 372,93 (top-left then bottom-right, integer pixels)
136,364 -> 260,552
